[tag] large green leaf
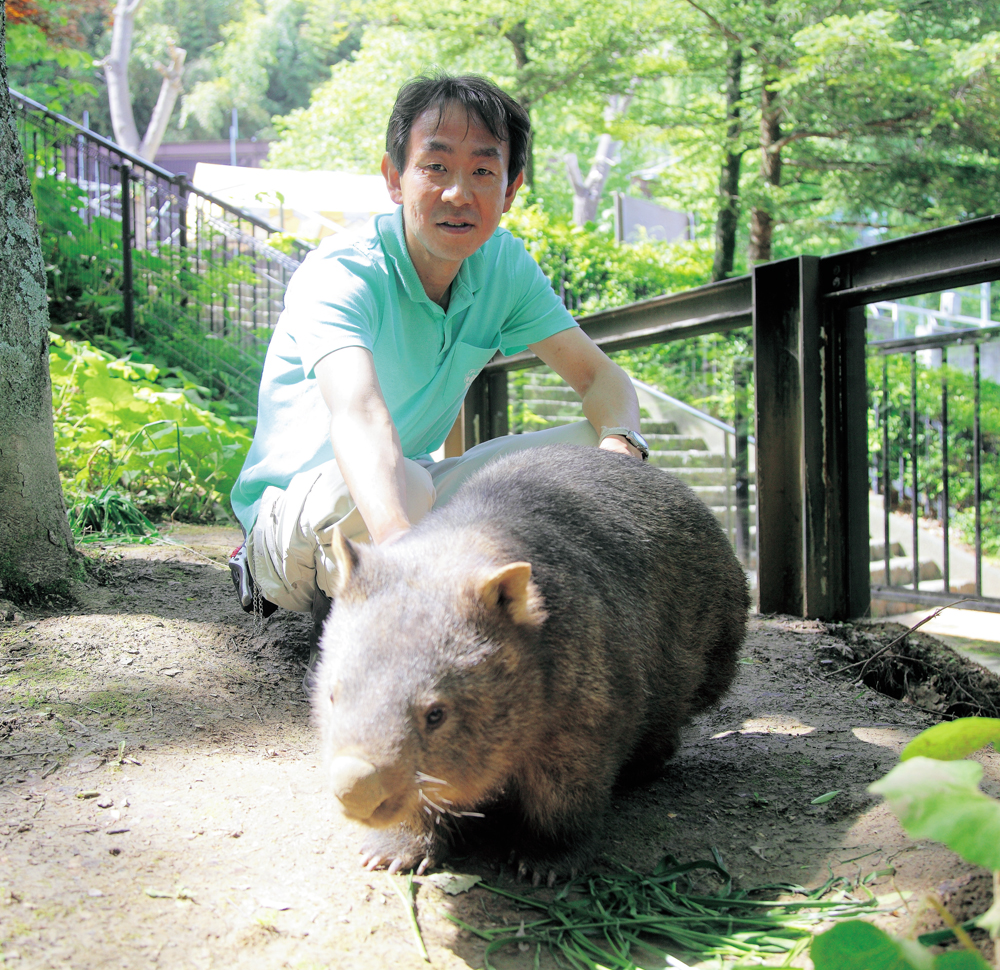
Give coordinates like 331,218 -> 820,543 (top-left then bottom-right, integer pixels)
811,921 -> 931,970
902,719 -> 1000,762
812,922 -> 990,970
869,757 -> 1000,870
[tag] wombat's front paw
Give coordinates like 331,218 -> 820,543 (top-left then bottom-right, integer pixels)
511,843 -> 593,888
359,824 -> 444,876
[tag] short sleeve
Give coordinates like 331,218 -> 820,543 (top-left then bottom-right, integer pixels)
285,244 -> 383,379
497,235 -> 578,356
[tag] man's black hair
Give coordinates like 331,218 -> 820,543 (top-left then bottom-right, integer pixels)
386,74 -> 530,182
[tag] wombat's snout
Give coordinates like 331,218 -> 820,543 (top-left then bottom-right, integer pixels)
329,755 -> 389,820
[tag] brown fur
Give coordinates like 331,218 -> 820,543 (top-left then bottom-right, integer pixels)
313,445 -> 749,880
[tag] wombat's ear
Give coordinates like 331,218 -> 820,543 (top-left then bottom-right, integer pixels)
330,526 -> 361,593
475,562 -> 546,627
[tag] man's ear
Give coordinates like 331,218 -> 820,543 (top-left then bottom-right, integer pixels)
382,152 -> 404,205
330,526 -> 361,595
502,170 -> 525,213
475,561 -> 546,626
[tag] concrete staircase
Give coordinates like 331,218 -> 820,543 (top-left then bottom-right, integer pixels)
868,537 -> 979,616
511,373 -> 757,568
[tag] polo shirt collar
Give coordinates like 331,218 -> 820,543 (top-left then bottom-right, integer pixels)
380,206 -> 487,311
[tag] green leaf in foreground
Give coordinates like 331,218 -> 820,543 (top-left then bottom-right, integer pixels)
869,757 -> 1000,871
812,921 -> 991,970
812,921 -> 929,969
901,718 -> 1000,762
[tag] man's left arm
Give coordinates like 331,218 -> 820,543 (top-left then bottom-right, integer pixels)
528,327 -> 644,459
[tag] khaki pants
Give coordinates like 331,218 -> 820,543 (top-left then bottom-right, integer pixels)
247,420 -> 598,612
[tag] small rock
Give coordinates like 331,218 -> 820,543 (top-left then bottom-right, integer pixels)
87,888 -> 104,897
118,656 -> 134,667
161,668 -> 182,678
96,797 -> 113,809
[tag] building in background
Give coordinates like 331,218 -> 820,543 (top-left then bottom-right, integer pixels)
613,192 -> 693,245
154,140 -> 271,176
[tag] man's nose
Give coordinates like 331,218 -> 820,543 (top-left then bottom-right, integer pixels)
441,171 -> 474,205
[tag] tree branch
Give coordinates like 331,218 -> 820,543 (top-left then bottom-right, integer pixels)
678,0 -> 741,43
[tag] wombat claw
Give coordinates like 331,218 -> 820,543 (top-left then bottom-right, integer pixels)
360,851 -> 432,876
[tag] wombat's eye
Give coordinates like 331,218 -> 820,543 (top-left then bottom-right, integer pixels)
425,706 -> 447,730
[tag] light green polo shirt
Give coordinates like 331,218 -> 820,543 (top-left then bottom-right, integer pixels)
231,206 -> 578,533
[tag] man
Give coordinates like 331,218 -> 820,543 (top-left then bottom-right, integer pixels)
229,74 -> 649,622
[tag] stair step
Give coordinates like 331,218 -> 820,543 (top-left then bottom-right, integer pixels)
877,578 -> 978,596
640,421 -> 681,435
645,434 -> 710,451
870,556 -> 942,585
519,385 -> 582,402
869,541 -> 905,561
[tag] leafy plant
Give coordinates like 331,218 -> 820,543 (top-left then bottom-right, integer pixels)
50,334 -> 253,521
455,855 -> 877,970
811,717 -> 1000,970
67,486 -> 160,542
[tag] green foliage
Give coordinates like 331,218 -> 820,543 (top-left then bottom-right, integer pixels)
869,757 -> 1000,872
901,718 -> 1000,762
49,334 -> 253,521
811,718 -> 1000,969
502,198 -> 713,315
33,173 -> 270,414
180,0 -> 360,140
812,921 -> 990,970
3,0 -> 100,111
67,487 -> 159,541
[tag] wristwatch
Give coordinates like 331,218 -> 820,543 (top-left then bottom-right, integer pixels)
599,426 -> 649,461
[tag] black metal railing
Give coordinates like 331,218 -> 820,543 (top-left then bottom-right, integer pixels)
868,306 -> 999,611
11,88 -> 309,415
465,221 -> 1000,619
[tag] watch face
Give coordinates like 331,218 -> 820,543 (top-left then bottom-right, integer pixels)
631,430 -> 649,452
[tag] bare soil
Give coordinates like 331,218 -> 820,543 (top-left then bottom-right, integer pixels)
1,524 -> 998,969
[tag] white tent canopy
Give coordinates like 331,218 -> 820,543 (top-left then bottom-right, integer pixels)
192,163 -> 396,241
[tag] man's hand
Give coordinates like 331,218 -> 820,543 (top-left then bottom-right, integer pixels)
314,348 -> 412,545
599,434 -> 642,460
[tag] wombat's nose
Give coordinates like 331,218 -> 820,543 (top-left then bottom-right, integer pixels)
329,756 -> 387,819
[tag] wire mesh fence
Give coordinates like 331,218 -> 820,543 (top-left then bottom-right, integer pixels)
11,88 -> 309,416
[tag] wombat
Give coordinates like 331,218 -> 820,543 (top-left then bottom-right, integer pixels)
313,444 -> 749,884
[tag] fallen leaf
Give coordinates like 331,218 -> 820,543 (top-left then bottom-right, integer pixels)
426,872 -> 482,895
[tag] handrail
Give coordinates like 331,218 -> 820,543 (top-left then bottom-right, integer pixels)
8,86 -> 297,242
869,323 -> 1000,355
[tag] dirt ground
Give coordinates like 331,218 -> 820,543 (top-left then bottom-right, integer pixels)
1,523 -> 998,970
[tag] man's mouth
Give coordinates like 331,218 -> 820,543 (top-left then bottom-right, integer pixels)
437,219 -> 475,230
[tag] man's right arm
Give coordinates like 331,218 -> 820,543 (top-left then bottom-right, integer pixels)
313,347 -> 411,546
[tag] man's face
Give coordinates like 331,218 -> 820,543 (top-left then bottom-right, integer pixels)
382,101 -> 523,287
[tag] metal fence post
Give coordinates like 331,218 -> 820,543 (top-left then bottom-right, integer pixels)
464,370 -> 510,451
753,256 -> 870,619
733,356 -> 752,567
119,163 -> 135,340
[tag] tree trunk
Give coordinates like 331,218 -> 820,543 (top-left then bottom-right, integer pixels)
0,7 -> 77,602
103,0 -> 186,160
505,22 -> 534,190
748,74 -> 781,265
565,134 -> 619,226
712,47 -> 743,282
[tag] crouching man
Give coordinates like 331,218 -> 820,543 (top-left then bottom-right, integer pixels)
228,73 -> 649,652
